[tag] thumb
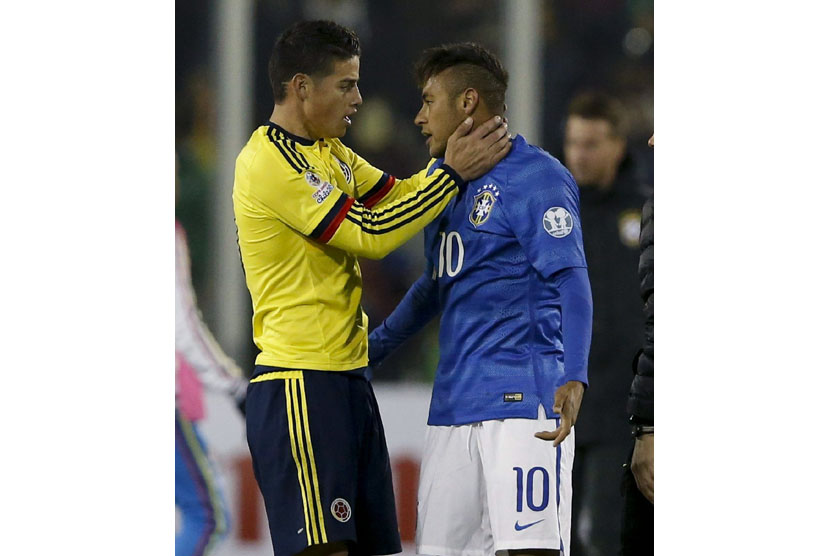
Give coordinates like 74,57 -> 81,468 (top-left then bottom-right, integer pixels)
450,117 -> 474,139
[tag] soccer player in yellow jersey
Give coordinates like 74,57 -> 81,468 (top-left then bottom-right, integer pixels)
233,21 -> 510,556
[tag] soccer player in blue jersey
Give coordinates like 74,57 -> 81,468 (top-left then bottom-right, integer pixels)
369,43 -> 593,556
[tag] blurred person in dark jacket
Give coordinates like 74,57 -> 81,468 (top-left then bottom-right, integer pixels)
562,92 -> 646,556
620,134 -> 654,555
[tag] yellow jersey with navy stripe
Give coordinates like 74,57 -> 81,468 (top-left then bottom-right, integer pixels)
233,122 -> 462,370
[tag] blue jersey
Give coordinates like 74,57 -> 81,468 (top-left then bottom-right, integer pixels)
423,135 -> 587,425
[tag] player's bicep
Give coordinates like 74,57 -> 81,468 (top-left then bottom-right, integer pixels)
507,170 -> 587,279
249,163 -> 346,237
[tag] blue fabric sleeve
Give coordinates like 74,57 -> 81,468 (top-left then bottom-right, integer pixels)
550,266 -> 593,386
368,268 -> 440,366
503,161 -> 587,279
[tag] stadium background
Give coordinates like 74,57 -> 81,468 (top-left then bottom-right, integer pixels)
175,1 -> 653,554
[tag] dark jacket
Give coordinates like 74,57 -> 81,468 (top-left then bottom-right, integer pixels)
627,196 -> 654,423
576,159 -> 646,445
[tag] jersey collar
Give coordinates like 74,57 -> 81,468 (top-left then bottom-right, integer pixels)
267,121 -> 317,147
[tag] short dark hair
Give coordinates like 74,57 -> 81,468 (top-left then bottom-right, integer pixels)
414,42 -> 509,115
269,20 -> 361,103
567,92 -> 628,137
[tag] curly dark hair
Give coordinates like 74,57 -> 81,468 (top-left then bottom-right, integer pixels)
269,20 -> 361,103
414,42 -> 509,115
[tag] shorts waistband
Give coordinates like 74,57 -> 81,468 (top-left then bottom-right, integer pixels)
250,365 -> 371,383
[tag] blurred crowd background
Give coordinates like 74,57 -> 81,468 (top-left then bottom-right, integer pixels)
175,0 -> 653,383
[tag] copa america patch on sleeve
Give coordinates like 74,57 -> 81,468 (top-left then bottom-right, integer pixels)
543,207 -> 574,238
305,171 -> 335,204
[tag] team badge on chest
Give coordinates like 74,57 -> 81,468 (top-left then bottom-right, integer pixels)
334,156 -> 353,184
469,183 -> 500,227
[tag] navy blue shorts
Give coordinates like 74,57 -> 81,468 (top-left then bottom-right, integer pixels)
245,366 -> 401,556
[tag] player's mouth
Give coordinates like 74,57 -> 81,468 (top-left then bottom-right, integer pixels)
344,110 -> 357,125
423,133 -> 432,145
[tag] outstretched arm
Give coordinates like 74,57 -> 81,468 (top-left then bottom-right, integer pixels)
368,268 -> 440,367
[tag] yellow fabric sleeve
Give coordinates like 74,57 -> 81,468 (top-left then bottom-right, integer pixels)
243,146 -> 345,237
315,164 -> 462,259
336,140 -> 443,210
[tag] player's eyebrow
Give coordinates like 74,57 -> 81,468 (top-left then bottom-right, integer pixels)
339,78 -> 359,85
422,92 -> 432,100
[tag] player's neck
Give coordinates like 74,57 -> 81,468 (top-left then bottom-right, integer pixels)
468,107 -> 498,134
269,104 -> 319,142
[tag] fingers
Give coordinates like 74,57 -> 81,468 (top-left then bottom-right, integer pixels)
631,457 -> 654,504
534,428 -> 559,441
481,121 -> 509,148
534,419 -> 572,446
470,115 -> 503,140
485,134 -> 511,169
551,426 -> 568,447
633,467 -> 654,503
448,117 -> 474,140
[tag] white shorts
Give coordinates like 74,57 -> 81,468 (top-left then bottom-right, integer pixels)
416,406 -> 574,556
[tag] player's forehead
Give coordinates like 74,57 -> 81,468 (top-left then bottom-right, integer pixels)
421,69 -> 455,99
321,55 -> 360,83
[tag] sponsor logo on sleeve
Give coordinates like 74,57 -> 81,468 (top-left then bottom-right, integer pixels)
304,170 -> 322,188
305,170 -> 334,204
543,207 -> 574,238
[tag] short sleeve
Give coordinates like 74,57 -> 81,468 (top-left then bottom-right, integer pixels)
502,161 -> 587,279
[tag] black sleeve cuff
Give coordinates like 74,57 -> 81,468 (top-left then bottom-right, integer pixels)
438,163 -> 466,187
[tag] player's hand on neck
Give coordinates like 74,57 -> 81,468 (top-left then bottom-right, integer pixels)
443,89 -> 510,181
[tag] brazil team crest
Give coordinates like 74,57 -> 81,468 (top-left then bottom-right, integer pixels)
470,183 -> 500,227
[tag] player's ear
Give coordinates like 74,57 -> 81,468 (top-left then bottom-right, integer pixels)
291,73 -> 310,101
461,88 -> 479,115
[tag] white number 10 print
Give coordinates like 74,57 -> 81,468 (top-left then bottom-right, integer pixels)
437,231 -> 465,278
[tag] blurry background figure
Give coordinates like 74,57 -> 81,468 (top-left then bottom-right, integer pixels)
620,134 -> 654,555
562,92 -> 646,556
176,158 -> 248,555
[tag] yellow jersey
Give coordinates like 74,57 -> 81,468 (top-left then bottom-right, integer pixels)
233,122 -> 461,370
